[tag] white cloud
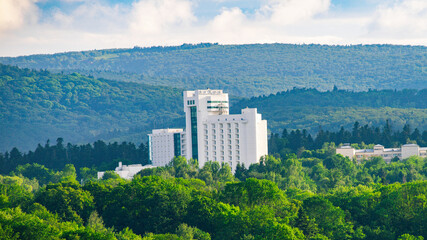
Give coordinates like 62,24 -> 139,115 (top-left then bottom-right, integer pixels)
210,7 -> 247,31
0,0 -> 427,56
258,0 -> 331,25
129,0 -> 196,34
0,0 -> 39,35
369,0 -> 427,38
48,1 -> 129,32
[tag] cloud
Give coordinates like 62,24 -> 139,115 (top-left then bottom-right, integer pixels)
1,0 -> 427,56
47,1 -> 129,32
258,0 -> 331,25
0,0 -> 39,34
129,0 -> 196,34
369,0 -> 427,38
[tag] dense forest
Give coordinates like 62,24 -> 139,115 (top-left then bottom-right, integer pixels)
0,64 -> 183,152
233,88 -> 427,132
1,64 -> 427,152
1,147 -> 426,239
1,120 -> 426,180
1,43 -> 426,97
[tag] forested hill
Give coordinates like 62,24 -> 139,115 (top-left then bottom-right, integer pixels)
233,88 -> 427,132
0,64 -> 183,152
1,43 -> 426,97
1,64 -> 427,152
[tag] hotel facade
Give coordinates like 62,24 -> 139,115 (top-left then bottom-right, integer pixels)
149,89 -> 268,170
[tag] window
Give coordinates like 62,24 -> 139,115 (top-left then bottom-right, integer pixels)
221,134 -> 224,139
236,134 -> 239,138
227,123 -> 231,128
228,140 -> 232,144
228,145 -> 232,149
221,145 -> 224,150
228,129 -> 232,133
228,134 -> 231,138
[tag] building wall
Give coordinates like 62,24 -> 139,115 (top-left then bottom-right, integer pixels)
336,147 -> 356,159
148,129 -> 183,167
401,144 -> 420,159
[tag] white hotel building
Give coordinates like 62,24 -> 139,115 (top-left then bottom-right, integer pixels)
149,89 -> 268,170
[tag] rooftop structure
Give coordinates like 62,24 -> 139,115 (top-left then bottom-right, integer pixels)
97,162 -> 156,180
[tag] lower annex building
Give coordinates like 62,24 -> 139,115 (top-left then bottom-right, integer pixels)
336,143 -> 427,162
148,89 -> 268,171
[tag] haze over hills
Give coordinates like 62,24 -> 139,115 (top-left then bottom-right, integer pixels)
1,64 -> 427,152
1,43 -> 426,97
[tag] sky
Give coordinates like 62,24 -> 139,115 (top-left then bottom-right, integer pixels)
0,0 -> 426,56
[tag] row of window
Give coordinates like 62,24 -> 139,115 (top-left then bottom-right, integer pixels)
207,100 -> 228,103
187,100 -> 195,105
207,155 -> 241,162
207,128 -> 239,134
208,123 -> 239,128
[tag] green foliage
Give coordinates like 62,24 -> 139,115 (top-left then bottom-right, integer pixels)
0,64 -> 182,152
35,180 -> 95,224
0,139 -> 150,176
1,43 -> 426,97
102,171 -> 121,180
1,139 -> 427,239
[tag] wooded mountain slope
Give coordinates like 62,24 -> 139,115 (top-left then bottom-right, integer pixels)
1,64 -> 426,152
0,64 -> 183,152
1,43 -> 426,97
233,88 -> 427,132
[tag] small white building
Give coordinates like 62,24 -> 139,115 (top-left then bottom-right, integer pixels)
336,144 -> 427,162
97,162 -> 156,180
148,129 -> 185,167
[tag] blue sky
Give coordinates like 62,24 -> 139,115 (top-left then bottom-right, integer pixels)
0,0 -> 426,56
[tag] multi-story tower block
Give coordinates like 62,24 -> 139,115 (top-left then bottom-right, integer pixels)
183,89 -> 268,170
